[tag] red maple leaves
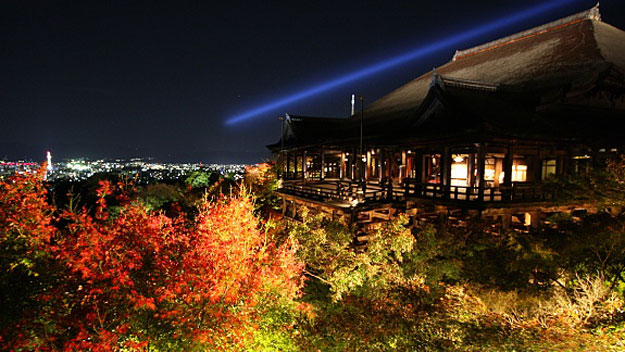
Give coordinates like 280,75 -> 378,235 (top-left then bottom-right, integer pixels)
0,166 -> 56,275
1,167 -> 304,351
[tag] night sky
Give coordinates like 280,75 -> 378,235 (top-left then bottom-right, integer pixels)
2,0 -> 625,164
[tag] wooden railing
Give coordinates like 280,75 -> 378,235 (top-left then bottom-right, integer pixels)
403,179 -> 555,203
279,180 -> 394,203
279,179 -> 555,204
281,171 -> 304,180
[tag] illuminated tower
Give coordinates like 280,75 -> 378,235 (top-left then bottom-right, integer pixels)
46,150 -> 53,172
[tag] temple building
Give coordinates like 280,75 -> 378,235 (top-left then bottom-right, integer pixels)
268,5 -> 625,229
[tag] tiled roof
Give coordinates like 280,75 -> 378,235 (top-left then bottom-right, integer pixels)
359,6 -> 625,124
270,6 -> 625,150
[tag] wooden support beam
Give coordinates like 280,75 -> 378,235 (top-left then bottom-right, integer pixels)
477,144 -> 485,202
320,147 -> 326,180
380,149 -> 386,182
530,212 -> 541,228
503,144 -> 514,201
442,147 -> 451,198
302,151 -> 307,180
414,150 -> 423,182
294,154 -> 300,176
468,152 -> 475,188
534,153 -> 542,182
501,213 -> 512,230
503,144 -> 513,186
401,150 -> 407,182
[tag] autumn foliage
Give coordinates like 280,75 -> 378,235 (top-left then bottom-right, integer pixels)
0,167 -> 55,275
3,161 -> 625,351
0,166 -> 304,351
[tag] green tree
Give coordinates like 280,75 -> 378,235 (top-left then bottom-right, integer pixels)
139,183 -> 181,211
184,170 -> 213,188
289,208 -> 414,301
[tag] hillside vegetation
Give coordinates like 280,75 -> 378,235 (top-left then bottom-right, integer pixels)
1,162 -> 624,351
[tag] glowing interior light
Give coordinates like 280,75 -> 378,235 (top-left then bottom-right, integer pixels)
512,164 -> 528,182
224,0 -> 582,125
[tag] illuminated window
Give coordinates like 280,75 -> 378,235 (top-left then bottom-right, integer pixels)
541,159 -> 557,180
451,154 -> 469,186
512,163 -> 527,182
484,158 -> 496,181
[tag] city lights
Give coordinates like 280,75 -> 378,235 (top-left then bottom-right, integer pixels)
0,157 -> 247,183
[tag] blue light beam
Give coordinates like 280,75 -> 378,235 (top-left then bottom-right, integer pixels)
225,0 -> 584,125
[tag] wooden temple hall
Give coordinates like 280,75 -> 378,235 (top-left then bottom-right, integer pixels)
268,5 -> 625,228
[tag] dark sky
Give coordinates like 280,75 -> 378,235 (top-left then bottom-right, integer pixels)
2,0 -> 625,163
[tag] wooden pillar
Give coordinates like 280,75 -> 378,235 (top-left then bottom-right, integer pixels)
285,152 -> 291,179
294,154 -> 299,176
468,152 -> 475,187
351,148 -> 357,180
534,150 -> 543,182
291,201 -> 297,218
477,144 -> 485,202
340,152 -> 345,179
415,151 -> 423,182
420,152 -> 427,183
442,147 -> 451,198
530,212 -> 541,228
320,147 -> 326,180
401,150 -> 407,182
347,151 -> 353,180
503,144 -> 513,201
379,149 -> 385,182
503,145 -> 513,186
557,155 -> 565,178
501,212 -> 512,230
385,150 -> 392,179
564,147 -> 573,176
302,150 -> 308,180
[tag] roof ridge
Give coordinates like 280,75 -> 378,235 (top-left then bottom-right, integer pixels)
286,114 -> 347,122
452,3 -> 601,61
437,75 -> 500,91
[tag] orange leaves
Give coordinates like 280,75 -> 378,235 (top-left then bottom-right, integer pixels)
0,170 -> 303,351
244,162 -> 272,184
133,296 -> 157,311
1,171 -> 304,350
